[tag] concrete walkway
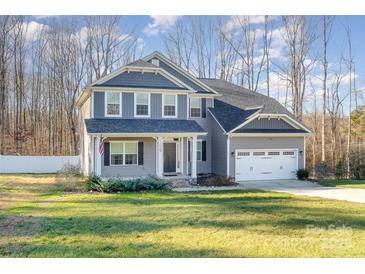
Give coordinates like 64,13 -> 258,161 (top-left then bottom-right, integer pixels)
175,180 -> 365,204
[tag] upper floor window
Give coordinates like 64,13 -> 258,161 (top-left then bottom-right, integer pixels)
190,97 -> 201,118
135,93 -> 150,117
163,94 -> 177,118
105,92 -> 121,117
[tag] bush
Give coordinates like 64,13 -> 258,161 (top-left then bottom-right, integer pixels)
335,158 -> 347,179
57,163 -> 81,177
197,174 -> 236,186
351,164 -> 365,180
315,162 -> 333,179
296,168 -> 309,180
86,176 -> 169,193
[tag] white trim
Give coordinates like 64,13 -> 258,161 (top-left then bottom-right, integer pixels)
191,136 -> 197,178
162,93 -> 178,118
89,86 -> 194,94
95,138 -> 102,176
207,108 -> 227,134
89,132 -> 207,137
91,65 -> 195,92
142,51 -> 220,95
104,92 -> 122,118
189,97 -> 201,118
226,135 -> 230,177
230,133 -> 311,137
180,138 -> 184,175
134,92 -> 151,118
109,141 -> 138,167
227,110 -> 262,133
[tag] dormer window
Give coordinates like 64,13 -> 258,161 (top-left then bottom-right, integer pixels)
151,58 -> 159,66
190,97 -> 201,118
135,93 -> 150,117
105,92 -> 121,117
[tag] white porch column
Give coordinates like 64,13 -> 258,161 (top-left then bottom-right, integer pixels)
95,137 -> 102,176
191,136 -> 197,179
155,137 -> 164,177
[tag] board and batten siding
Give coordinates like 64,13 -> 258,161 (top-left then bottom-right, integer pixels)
238,118 -> 295,130
93,91 -> 187,119
228,137 -> 305,177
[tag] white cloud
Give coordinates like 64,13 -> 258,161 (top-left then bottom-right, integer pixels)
222,15 -> 276,33
143,15 -> 182,36
23,21 -> 49,43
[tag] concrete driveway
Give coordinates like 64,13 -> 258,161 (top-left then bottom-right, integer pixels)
239,180 -> 365,204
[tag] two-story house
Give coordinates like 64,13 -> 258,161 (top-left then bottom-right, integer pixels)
76,51 -> 311,181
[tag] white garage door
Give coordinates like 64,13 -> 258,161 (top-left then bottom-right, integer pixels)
235,149 -> 298,181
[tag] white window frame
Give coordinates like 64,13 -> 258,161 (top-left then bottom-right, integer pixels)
105,92 -> 122,117
190,97 -> 201,118
134,92 -> 151,118
110,141 -> 138,166
196,140 -> 203,161
162,94 -> 178,118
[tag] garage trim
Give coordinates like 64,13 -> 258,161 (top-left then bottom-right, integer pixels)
234,148 -> 299,181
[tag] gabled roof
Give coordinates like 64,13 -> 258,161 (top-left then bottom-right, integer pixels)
85,118 -> 206,134
143,51 -> 219,95
208,100 -> 260,133
124,59 -> 159,68
202,78 -> 311,134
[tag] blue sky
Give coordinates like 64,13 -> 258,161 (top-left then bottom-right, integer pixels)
29,15 -> 365,113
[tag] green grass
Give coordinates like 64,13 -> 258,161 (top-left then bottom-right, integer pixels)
1,174 -> 365,257
319,179 -> 365,189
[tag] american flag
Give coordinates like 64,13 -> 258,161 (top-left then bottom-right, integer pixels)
99,140 -> 104,155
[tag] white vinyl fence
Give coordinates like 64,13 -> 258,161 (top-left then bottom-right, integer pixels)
0,155 -> 80,174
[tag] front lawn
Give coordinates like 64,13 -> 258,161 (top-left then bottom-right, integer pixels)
1,174 -> 365,257
319,179 -> 365,189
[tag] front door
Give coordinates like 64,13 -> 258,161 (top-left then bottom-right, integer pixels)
164,143 -> 176,173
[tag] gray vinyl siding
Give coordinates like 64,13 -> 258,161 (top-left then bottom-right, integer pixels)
190,98 -> 213,131
151,93 -> 162,118
122,92 -> 134,118
101,137 -> 156,177
209,112 -> 227,176
237,118 -> 295,131
156,60 -> 208,92
93,91 -> 188,120
94,92 -> 105,118
178,94 -> 187,119
98,71 -> 181,89
228,137 -> 305,177
197,135 -> 212,174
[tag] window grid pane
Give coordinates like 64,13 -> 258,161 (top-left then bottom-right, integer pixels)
136,93 -> 148,104
137,105 -> 148,115
106,93 -> 120,115
111,154 -> 123,165
125,143 -> 138,154
190,108 -> 201,117
111,143 -> 124,154
164,94 -> 175,105
164,105 -> 176,116
125,154 -> 137,165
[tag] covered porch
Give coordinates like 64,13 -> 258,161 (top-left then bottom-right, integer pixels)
85,118 -> 206,179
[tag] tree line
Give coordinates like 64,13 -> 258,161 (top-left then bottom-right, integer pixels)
0,15 -> 364,178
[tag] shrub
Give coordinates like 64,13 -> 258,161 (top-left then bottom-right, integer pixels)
351,164 -> 365,180
335,158 -> 347,179
86,176 -> 169,193
197,174 -> 236,186
315,162 -> 333,179
296,168 -> 309,180
57,163 -> 81,177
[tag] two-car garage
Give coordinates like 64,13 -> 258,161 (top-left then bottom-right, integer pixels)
234,149 -> 298,181
229,137 -> 305,181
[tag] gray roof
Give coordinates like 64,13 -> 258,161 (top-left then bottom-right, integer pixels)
209,100 -> 260,132
85,119 -> 206,134
199,78 -> 295,117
